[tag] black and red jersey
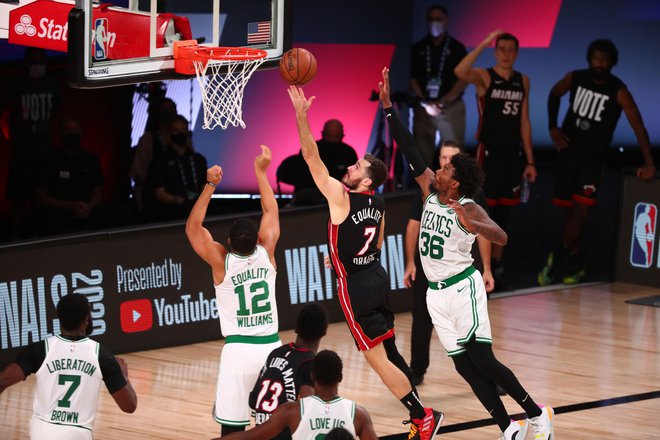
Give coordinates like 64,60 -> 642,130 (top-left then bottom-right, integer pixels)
329,191 -> 384,276
477,68 -> 525,149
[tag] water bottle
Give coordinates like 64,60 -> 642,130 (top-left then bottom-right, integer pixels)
520,177 -> 530,204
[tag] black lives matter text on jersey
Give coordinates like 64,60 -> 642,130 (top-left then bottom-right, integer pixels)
0,271 -> 105,350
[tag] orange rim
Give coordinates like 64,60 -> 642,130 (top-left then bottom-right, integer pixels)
173,40 -> 267,74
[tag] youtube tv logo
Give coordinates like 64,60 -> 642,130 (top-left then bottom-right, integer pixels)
120,299 -> 153,333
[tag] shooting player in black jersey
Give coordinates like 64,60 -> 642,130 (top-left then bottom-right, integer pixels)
287,85 -> 443,440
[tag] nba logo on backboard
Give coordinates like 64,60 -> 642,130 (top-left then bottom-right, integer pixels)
630,202 -> 657,268
94,18 -> 108,60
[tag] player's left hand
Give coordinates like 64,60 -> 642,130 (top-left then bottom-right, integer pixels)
254,144 -> 272,172
378,67 -> 393,108
523,164 -> 537,182
207,165 -> 223,185
637,163 -> 656,181
448,199 -> 473,230
482,268 -> 495,293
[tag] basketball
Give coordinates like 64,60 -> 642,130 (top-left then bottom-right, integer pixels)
279,48 -> 317,85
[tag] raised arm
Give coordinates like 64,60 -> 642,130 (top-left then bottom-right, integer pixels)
449,200 -> 508,246
287,86 -> 349,222
520,74 -> 537,182
548,71 -> 573,150
618,87 -> 656,181
185,166 -> 227,284
378,67 -> 435,199
254,145 -> 280,265
454,30 -> 502,95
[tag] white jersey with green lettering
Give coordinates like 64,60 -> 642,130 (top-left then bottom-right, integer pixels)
215,244 -> 279,337
33,335 -> 103,430
419,194 -> 476,281
292,395 -> 356,440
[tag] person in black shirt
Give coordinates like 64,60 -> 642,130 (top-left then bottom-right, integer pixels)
277,119 -> 358,206
287,85 -> 443,440
146,115 -> 207,221
0,294 -> 137,439
35,116 -> 103,236
539,39 -> 656,285
249,303 -> 329,440
410,5 -> 468,166
454,30 -> 537,287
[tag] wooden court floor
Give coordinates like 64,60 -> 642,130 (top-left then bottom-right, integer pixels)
1,282 -> 659,439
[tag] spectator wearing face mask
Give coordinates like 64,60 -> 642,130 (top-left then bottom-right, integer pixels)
130,97 -> 178,214
410,5 -> 468,167
34,116 -> 103,236
276,119 -> 358,206
5,47 -> 61,239
145,115 -> 208,221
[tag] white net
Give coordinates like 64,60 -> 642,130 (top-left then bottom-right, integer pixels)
192,55 -> 266,130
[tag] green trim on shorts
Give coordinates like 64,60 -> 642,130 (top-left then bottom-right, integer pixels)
39,419 -> 92,432
214,416 -> 250,426
475,337 -> 492,344
224,333 -> 280,344
457,274 -> 479,345
428,266 -> 476,290
446,348 -> 467,357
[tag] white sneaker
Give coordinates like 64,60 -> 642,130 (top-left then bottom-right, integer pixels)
528,406 -> 554,439
499,420 -> 527,440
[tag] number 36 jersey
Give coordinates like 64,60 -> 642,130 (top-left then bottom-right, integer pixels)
419,194 -> 476,282
215,244 -> 279,337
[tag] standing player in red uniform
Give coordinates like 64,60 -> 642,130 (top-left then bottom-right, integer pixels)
287,86 -> 443,440
454,30 -> 537,286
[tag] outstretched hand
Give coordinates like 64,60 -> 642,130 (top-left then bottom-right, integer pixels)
207,165 -> 223,186
287,85 -> 315,114
255,144 -> 272,173
378,67 -> 392,108
448,199 -> 473,231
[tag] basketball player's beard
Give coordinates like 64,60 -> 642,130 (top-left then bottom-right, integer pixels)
590,67 -> 610,81
342,174 -> 360,190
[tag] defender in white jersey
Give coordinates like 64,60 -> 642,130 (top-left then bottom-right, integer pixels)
186,145 -> 282,436
380,67 -> 555,440
0,294 -> 137,440
223,350 -> 377,440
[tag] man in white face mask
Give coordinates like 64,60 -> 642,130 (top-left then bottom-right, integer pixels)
410,5 -> 468,169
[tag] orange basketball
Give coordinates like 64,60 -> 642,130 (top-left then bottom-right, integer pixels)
279,48 -> 317,85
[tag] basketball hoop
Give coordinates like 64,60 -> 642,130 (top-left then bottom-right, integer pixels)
174,41 -> 267,130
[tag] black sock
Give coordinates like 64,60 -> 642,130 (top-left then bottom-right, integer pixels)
400,390 -> 426,420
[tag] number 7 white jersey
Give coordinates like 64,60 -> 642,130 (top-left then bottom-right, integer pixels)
33,335 -> 103,430
419,194 -> 476,281
215,244 -> 279,337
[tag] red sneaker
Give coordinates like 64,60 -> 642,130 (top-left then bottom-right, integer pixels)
411,408 -> 444,440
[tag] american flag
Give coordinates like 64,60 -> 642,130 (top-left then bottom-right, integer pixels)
247,21 -> 271,44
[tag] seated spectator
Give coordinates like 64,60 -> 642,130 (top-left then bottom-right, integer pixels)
145,115 -> 207,221
277,119 -> 358,206
34,116 -> 103,236
130,97 -> 177,214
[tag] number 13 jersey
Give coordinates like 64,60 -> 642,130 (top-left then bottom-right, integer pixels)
419,194 -> 476,281
215,244 -> 279,337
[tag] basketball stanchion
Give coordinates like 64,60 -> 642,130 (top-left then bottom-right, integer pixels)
173,40 -> 267,130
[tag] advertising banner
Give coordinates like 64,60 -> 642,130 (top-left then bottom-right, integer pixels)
0,192 -> 415,366
615,176 -> 660,287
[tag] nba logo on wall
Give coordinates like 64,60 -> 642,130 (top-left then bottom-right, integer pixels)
93,18 -> 108,60
630,202 -> 657,268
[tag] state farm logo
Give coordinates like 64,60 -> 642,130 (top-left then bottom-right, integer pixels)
12,14 -> 69,41
14,15 -> 36,36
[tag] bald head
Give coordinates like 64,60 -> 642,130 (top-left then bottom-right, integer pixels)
322,119 -> 344,143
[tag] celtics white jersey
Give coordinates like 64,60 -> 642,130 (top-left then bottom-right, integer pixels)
419,193 -> 476,281
215,244 -> 279,337
33,335 -> 103,430
292,396 -> 356,440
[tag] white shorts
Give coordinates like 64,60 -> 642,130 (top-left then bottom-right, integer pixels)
214,336 -> 281,426
426,269 -> 492,356
30,418 -> 93,440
